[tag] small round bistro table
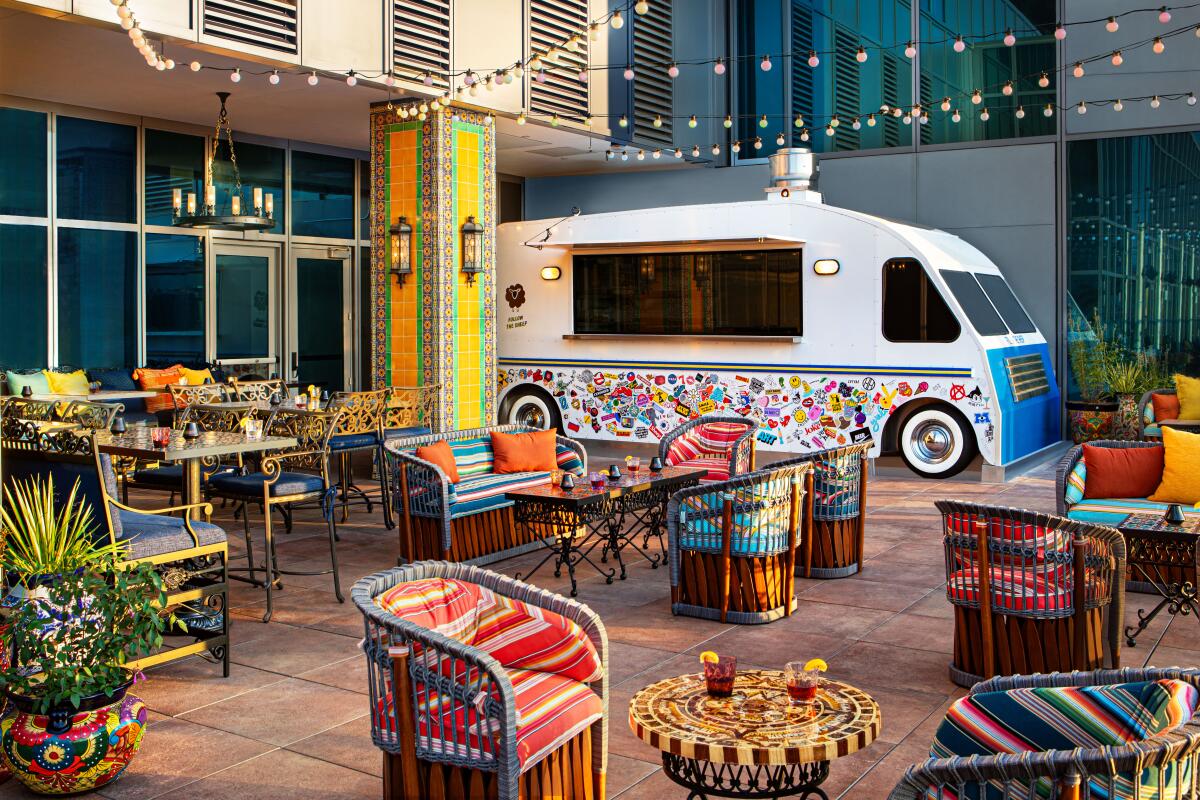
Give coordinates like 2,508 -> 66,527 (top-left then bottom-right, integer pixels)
628,670 -> 880,800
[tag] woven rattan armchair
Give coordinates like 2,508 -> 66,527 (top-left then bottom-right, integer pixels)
667,462 -> 812,624
353,561 -> 608,800
1138,388 -> 1179,441
775,442 -> 871,578
888,667 -> 1200,800
657,414 -> 757,483
1054,440 -> 1164,518
936,501 -> 1125,688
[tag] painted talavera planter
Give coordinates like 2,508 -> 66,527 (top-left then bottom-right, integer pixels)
1066,400 -> 1118,444
0,683 -> 147,795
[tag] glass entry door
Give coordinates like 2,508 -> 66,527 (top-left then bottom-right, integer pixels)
212,242 -> 278,377
287,246 -> 351,391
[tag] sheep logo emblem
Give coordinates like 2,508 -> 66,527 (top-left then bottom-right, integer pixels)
505,284 -> 526,309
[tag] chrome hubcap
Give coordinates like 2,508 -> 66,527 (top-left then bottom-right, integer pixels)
514,403 -> 546,429
910,421 -> 954,465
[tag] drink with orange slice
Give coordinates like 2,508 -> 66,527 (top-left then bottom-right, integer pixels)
785,659 -> 827,705
699,651 -> 735,697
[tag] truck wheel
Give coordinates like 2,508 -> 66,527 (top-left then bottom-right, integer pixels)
898,406 -> 976,479
502,388 -> 561,432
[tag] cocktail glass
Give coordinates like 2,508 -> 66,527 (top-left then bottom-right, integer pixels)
703,656 -> 736,698
589,471 -> 605,491
784,662 -> 821,706
550,469 -> 564,487
628,456 -> 641,474
151,427 -> 171,448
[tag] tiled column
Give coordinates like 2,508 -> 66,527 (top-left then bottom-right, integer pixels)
369,103 -> 497,431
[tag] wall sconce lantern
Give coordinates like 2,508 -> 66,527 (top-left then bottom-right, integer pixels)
461,215 -> 485,285
389,215 -> 413,285
813,258 -> 841,275
540,265 -> 562,281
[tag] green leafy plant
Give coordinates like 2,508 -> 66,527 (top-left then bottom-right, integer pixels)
0,562 -> 177,713
1067,313 -> 1114,403
0,476 -> 124,584
1105,352 -> 1155,396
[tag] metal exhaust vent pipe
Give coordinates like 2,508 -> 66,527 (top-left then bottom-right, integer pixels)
768,147 -> 818,192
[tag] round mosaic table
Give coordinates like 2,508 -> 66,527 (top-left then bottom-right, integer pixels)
628,670 -> 880,800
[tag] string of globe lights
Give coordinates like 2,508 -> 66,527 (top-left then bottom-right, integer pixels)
109,0 -> 1200,99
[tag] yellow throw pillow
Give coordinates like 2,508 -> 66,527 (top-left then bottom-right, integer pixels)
179,366 -> 215,386
43,369 -> 90,395
1149,426 -> 1200,505
1175,374 -> 1200,420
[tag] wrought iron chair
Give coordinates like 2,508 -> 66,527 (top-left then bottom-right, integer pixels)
326,388 -> 390,525
888,667 -> 1200,800
60,400 -> 124,430
0,423 -> 230,675
168,383 -> 230,425
207,407 -> 344,622
228,377 -> 287,402
353,561 -> 608,800
1,397 -> 62,423
657,414 -> 757,483
775,442 -> 871,579
936,500 -> 1125,688
667,462 -> 812,624
383,384 -> 439,443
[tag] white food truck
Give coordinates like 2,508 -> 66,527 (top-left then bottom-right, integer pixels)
495,149 -> 1059,478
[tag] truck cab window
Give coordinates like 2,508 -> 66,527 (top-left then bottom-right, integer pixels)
882,259 -> 960,342
975,273 -> 1036,334
938,269 -> 1009,336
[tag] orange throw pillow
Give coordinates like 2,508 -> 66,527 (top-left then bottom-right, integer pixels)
1152,392 -> 1182,423
491,429 -> 558,473
416,440 -> 460,483
1082,443 -> 1164,500
133,365 -> 184,414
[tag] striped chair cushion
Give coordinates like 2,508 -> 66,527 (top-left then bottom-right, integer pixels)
930,679 -> 1198,799
1068,498 -> 1200,527
472,593 -> 602,683
449,437 -> 495,478
1144,402 -> 1157,425
670,456 -> 731,483
556,446 -> 585,476
677,493 -> 791,556
448,471 -> 553,518
1064,461 -> 1087,506
666,422 -> 747,468
374,578 -> 487,644
1144,424 -> 1163,439
944,514 -> 1072,569
946,566 -> 1079,613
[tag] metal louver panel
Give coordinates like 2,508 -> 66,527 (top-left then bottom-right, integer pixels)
530,0 -> 589,120
202,0 -> 298,54
394,0 -> 451,87
831,27 -> 860,151
632,4 -> 672,146
881,53 -> 900,148
1005,354 -> 1051,402
790,3 -> 814,133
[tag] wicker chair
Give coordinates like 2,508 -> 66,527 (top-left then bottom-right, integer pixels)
936,501 -> 1124,688
387,425 -> 587,565
775,442 -> 871,578
657,415 -> 757,483
667,462 -> 812,624
888,667 -> 1200,800
353,562 -> 607,800
1138,388 -> 1178,441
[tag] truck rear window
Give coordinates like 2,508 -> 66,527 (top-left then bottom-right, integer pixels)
938,270 -> 1008,336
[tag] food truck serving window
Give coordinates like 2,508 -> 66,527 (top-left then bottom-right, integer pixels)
974,274 -> 1036,334
881,259 -> 960,343
573,249 -> 802,336
938,269 -> 1009,336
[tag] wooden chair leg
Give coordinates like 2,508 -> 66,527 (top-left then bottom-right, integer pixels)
720,497 -> 733,623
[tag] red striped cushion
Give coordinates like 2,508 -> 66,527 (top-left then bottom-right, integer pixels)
472,594 -> 602,683
374,578 -> 487,644
666,421 -> 746,465
947,567 -> 1108,613
944,513 -> 1071,570
669,456 -> 732,483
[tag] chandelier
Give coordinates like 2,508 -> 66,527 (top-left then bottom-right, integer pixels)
173,92 -> 274,231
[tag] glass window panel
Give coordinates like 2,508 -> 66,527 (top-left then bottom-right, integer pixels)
939,268 -> 1007,335
57,228 -> 137,368
0,224 -> 48,369
736,0 -> 785,152
216,253 -> 272,359
359,246 -> 371,388
919,0 -> 1056,145
146,234 -> 206,365
975,273 -> 1034,333
296,257 -> 345,390
291,150 -> 355,239
0,108 -> 48,217
1066,133 -> 1200,384
359,161 -> 370,241
56,116 -> 136,223
574,249 -> 801,336
882,259 -> 960,342
145,129 -> 205,227
212,138 -> 284,234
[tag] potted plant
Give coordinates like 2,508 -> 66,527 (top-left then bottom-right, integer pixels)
1066,314 -> 1118,443
1105,351 -> 1166,440
0,476 -> 123,605
0,561 -> 175,795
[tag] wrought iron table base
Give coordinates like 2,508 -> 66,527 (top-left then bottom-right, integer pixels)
1125,581 -> 1199,647
602,502 -> 666,575
661,753 -> 830,800
514,521 -> 616,597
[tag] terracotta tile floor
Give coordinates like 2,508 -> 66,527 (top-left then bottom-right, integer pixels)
8,457 -> 1195,800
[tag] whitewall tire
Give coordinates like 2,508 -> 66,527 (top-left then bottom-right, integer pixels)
503,390 -> 559,431
897,406 -> 976,479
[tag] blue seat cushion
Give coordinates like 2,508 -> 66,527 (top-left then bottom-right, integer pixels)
328,432 -> 381,451
117,510 -> 226,560
677,494 -> 789,555
130,463 -> 231,486
384,425 -> 432,440
445,471 -> 552,518
209,471 -> 326,498
87,368 -> 137,391
1067,497 -> 1200,527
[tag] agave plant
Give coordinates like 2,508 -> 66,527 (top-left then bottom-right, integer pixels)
0,475 -> 125,585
